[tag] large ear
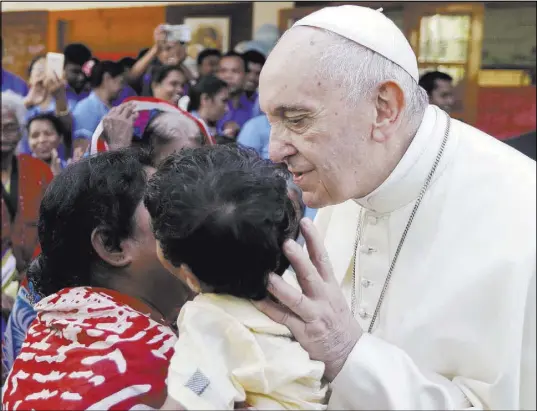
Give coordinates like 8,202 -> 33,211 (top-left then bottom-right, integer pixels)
91,226 -> 133,268
372,80 -> 405,143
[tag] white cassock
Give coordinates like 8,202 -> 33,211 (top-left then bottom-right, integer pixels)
304,105 -> 536,410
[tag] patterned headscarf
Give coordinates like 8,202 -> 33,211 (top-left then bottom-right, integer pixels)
90,97 -> 215,155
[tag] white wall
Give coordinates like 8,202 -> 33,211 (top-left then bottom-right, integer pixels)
1,1 -> 293,37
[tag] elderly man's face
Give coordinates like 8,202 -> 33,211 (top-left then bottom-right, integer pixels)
260,28 -> 378,208
1,107 -> 22,155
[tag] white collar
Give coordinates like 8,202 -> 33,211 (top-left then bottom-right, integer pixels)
354,105 -> 453,214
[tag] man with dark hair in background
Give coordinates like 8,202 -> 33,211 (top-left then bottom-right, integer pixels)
197,48 -> 222,78
418,70 -> 455,113
63,43 -> 92,103
242,50 -> 266,118
216,51 -> 253,140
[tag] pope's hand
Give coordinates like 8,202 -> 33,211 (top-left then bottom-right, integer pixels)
253,218 -> 363,382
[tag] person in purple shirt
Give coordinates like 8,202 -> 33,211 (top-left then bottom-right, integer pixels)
216,51 -> 256,140
242,50 -> 265,111
1,69 -> 28,97
63,43 -> 93,104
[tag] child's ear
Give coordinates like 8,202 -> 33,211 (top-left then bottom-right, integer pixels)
156,242 -> 201,294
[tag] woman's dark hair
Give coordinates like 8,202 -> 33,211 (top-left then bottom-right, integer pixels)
89,60 -> 124,88
151,65 -> 185,86
28,148 -> 153,298
27,54 -> 46,78
27,112 -> 66,137
187,75 -> 228,112
144,145 -> 299,300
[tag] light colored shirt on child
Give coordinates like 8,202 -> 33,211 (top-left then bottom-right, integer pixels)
168,293 -> 328,410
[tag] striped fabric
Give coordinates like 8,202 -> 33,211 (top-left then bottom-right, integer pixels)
89,97 -> 215,156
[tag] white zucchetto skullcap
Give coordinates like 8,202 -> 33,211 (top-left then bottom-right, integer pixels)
293,5 -> 419,82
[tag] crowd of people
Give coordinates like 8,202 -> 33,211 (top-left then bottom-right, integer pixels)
1,5 -> 535,410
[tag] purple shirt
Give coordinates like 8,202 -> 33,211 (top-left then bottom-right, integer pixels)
65,84 -> 90,105
112,85 -> 137,107
1,69 -> 29,97
217,92 -> 256,131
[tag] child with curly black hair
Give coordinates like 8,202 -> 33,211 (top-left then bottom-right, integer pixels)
145,145 -> 327,410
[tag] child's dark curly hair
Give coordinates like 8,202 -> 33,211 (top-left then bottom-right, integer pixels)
144,145 -> 300,300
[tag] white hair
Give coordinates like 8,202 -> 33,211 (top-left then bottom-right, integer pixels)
314,30 -> 428,128
2,90 -> 28,127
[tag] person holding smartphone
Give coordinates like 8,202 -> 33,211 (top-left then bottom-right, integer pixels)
127,24 -> 196,100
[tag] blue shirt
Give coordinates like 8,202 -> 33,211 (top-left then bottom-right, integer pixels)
237,114 -> 271,160
1,68 -> 29,96
112,85 -> 137,107
72,91 -> 110,141
251,95 -> 262,118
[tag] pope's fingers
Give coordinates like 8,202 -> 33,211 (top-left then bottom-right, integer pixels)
252,296 -> 304,332
265,272 -> 318,322
283,239 -> 328,299
300,218 -> 336,284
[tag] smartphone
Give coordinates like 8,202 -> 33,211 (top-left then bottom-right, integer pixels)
46,52 -> 65,79
164,24 -> 191,43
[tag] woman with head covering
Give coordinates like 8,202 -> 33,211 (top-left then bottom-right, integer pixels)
91,96 -> 215,160
2,148 -> 192,409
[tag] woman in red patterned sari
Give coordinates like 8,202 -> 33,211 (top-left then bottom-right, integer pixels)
2,149 -> 194,410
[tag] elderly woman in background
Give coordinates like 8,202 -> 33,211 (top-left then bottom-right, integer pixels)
2,148 -> 193,409
1,91 -> 53,382
1,91 -> 53,304
27,112 -> 69,176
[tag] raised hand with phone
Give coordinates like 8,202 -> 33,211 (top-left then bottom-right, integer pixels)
127,23 -> 195,94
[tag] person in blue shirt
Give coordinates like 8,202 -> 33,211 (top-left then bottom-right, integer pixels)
72,60 -> 125,152
237,114 -> 271,160
19,55 -> 75,159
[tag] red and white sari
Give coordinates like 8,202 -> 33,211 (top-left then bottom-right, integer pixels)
2,287 -> 177,410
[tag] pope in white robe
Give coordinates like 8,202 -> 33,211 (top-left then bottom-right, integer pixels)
257,5 -> 536,411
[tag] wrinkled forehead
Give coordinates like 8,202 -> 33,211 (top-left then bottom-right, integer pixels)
259,27 -> 330,114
